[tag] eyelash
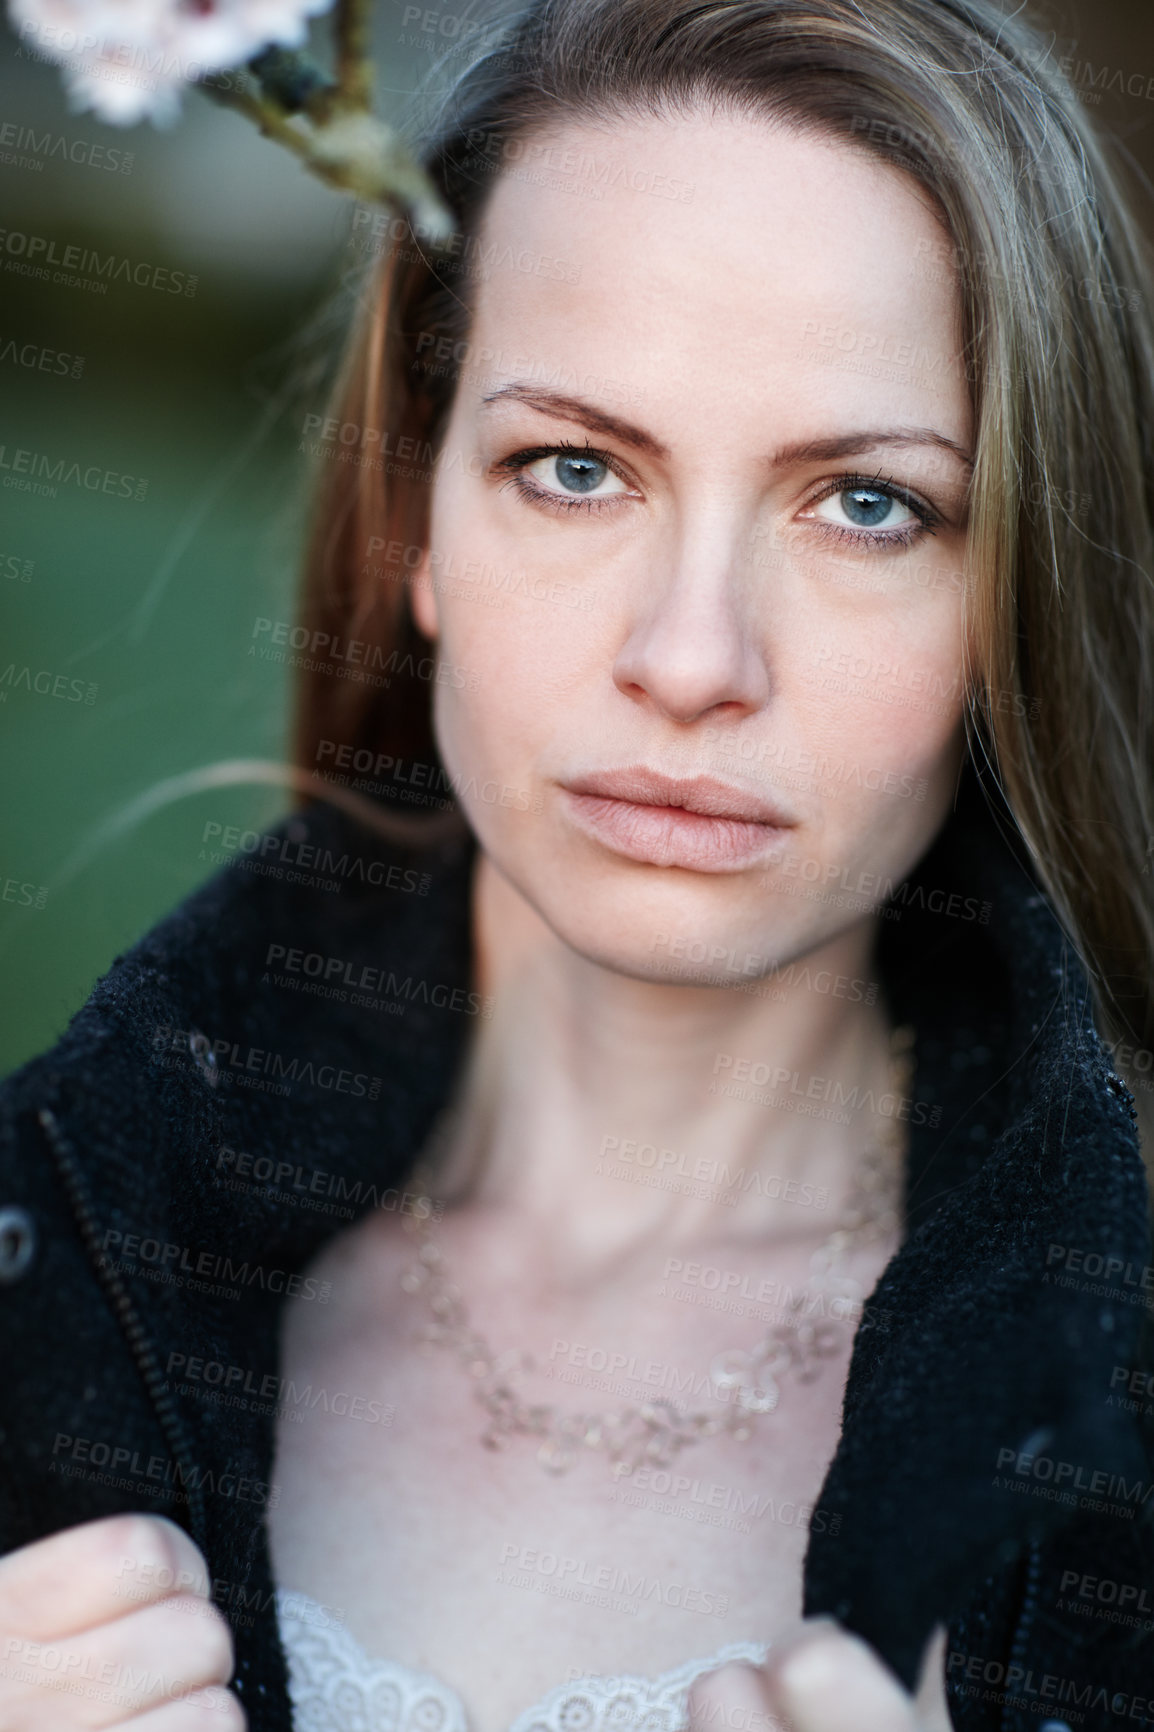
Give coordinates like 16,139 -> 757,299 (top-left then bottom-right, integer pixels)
493,443 -> 941,550
493,441 -> 628,517
806,471 -> 941,551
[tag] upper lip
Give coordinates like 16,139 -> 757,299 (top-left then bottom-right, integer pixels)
562,767 -> 797,826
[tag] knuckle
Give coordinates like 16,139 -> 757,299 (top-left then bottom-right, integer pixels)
203,1687 -> 247,1730
101,1513 -> 205,1599
98,1510 -> 178,1581
131,1692 -> 247,1732
181,1601 -> 235,1683
137,1514 -> 193,1580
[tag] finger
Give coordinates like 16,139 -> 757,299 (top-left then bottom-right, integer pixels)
763,1620 -> 920,1732
687,1660 -> 788,1732
0,1516 -> 212,1641
0,1594 -> 235,1729
111,1685 -> 246,1730
912,1625 -> 952,1732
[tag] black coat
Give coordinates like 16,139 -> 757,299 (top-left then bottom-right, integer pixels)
2,771 -> 1153,1732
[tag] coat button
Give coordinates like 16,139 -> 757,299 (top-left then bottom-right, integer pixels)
188,1029 -> 219,1087
0,1207 -> 36,1283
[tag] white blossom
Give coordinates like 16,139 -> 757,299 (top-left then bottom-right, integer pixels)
8,0 -> 333,125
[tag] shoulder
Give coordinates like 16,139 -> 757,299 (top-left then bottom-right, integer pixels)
0,799 -> 477,1551
5,800 -> 465,1085
0,799 -> 478,1212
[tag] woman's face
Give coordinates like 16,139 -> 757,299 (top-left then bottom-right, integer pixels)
410,108 -> 974,982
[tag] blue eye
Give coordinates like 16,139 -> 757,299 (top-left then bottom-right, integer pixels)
496,444 -> 938,547
510,445 -> 631,507
553,454 -> 608,493
803,474 -> 932,549
840,486 -> 902,527
527,450 -> 626,497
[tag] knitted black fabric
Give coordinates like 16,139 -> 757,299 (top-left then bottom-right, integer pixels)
1,768 -> 1151,1732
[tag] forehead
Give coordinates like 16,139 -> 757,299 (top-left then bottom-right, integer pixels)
464,108 -> 969,441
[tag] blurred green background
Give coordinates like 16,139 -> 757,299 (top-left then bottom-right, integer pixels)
2,0 -> 1154,1073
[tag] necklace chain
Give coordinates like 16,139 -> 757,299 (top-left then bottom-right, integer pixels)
400,1023 -> 915,1476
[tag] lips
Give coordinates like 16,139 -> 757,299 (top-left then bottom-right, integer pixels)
558,767 -> 797,872
563,767 -> 795,825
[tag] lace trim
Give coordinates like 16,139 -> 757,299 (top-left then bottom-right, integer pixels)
276,1587 -> 769,1732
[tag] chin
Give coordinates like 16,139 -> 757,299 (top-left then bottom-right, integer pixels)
525,856 -> 825,990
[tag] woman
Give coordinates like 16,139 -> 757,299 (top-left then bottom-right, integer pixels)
1,0 -> 1152,1728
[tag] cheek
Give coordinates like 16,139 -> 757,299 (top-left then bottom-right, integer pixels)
821,568 -> 966,716
424,599 -> 554,819
785,592 -> 968,876
427,653 -> 492,797
813,708 -> 967,906
422,484 -> 598,775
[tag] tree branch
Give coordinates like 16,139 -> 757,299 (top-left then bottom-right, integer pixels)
197,69 -> 455,242
334,0 -> 373,113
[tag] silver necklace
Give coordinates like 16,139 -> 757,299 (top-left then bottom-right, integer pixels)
400,1024 -> 914,1475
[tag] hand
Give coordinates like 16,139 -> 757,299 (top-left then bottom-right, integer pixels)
686,1618 -> 952,1732
0,1513 -> 245,1729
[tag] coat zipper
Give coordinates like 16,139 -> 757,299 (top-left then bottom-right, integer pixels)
37,1106 -> 208,1548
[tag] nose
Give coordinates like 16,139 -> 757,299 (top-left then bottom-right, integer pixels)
611,514 -> 771,725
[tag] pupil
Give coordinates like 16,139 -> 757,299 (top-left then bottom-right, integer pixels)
842,487 -> 893,527
555,455 -> 605,494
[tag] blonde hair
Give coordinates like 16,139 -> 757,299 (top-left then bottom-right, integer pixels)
293,0 -> 1154,1091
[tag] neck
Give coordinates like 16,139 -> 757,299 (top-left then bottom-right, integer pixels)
428,851 -> 906,1277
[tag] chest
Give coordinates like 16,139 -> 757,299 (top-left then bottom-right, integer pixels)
266,1211 -> 883,1732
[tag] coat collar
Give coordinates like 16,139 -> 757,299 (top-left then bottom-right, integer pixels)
28,767 -> 1150,1688
807,769 -> 1151,1684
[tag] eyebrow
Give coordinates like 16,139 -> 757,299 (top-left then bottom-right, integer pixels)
480,384 -> 973,476
481,384 -> 670,459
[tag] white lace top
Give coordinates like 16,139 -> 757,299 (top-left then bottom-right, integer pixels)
276,1588 -> 770,1732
